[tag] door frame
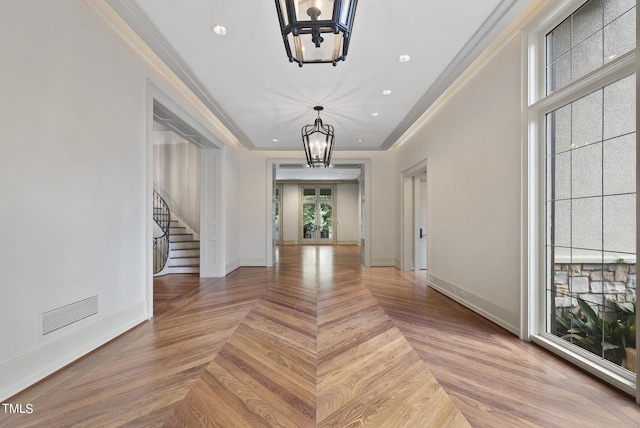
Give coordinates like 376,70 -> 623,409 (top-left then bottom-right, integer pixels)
146,82 -> 225,318
266,158 -> 371,267
414,174 -> 427,270
401,159 -> 429,272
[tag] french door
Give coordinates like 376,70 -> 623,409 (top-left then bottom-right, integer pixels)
301,186 -> 335,245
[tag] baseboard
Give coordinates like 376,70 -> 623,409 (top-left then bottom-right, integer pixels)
0,301 -> 147,402
370,258 -> 396,267
281,240 -> 299,245
239,258 -> 266,267
337,240 -> 360,245
225,259 -> 241,275
428,274 -> 519,335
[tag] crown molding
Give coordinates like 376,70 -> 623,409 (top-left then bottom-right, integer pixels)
390,0 -> 552,150
85,0 -> 243,149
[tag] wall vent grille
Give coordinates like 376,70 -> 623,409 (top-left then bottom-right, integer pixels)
42,296 -> 98,336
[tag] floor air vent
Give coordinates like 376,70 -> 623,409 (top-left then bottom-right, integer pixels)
42,295 -> 98,336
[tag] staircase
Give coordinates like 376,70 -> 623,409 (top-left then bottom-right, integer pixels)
165,217 -> 200,274
153,189 -> 200,276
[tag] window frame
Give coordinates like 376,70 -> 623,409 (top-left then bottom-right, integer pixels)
522,0 -> 639,400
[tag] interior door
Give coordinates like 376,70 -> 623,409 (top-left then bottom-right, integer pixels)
415,176 -> 427,270
301,186 -> 335,245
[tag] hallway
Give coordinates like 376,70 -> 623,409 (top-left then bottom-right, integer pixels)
2,246 -> 639,427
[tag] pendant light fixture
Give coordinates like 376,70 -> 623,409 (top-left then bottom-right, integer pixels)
275,0 -> 358,66
301,106 -> 334,168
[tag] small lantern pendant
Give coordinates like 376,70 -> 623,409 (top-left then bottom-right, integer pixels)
301,106 -> 335,168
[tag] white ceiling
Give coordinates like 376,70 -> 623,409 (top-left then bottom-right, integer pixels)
108,0 -> 530,156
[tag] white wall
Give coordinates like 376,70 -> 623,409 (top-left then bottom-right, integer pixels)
0,0 -> 229,400
367,154 -> 397,266
336,182 -> 360,244
235,151 -> 270,266
154,130 -> 201,235
224,143 -> 242,273
282,184 -> 300,243
395,34 -> 523,333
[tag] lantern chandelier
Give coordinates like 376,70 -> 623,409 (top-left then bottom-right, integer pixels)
275,0 -> 358,66
302,106 -> 335,168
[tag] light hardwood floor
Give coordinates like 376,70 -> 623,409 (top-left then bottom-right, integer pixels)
2,245 -> 639,427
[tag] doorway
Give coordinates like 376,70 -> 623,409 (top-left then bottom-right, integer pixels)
401,160 -> 428,272
147,88 -> 225,318
266,159 -> 371,267
301,185 -> 336,245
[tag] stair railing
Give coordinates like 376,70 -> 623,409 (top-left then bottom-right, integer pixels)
153,190 -> 171,274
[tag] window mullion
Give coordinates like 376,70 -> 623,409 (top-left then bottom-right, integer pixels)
531,50 -> 636,114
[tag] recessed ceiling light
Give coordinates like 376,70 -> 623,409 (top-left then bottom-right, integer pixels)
371,112 -> 379,117
211,25 -> 227,36
358,139 -> 363,143
272,139 -> 279,142
398,54 -> 411,63
382,89 -> 392,95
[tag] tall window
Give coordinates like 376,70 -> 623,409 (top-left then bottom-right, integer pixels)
529,0 -> 637,394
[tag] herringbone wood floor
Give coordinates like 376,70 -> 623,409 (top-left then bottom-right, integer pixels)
2,245 -> 639,427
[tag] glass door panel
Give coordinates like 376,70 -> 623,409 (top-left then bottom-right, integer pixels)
318,202 -> 333,243
302,201 -> 317,244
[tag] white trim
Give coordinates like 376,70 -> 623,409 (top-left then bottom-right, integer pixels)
87,0 -> 240,149
239,258 -> 267,267
430,275 -> 520,335
96,0 -> 244,149
395,0 -> 554,150
636,2 -> 640,401
400,159 -> 428,272
552,255 -> 637,264
530,52 -> 637,113
370,258 -> 397,267
522,0 -> 589,105
0,302 -> 147,402
531,334 -> 636,396
385,0 -> 531,149
636,3 -> 640,401
200,148 -> 225,277
225,259 -> 241,275
337,240 -> 361,245
145,83 -> 226,279
145,80 -> 155,319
